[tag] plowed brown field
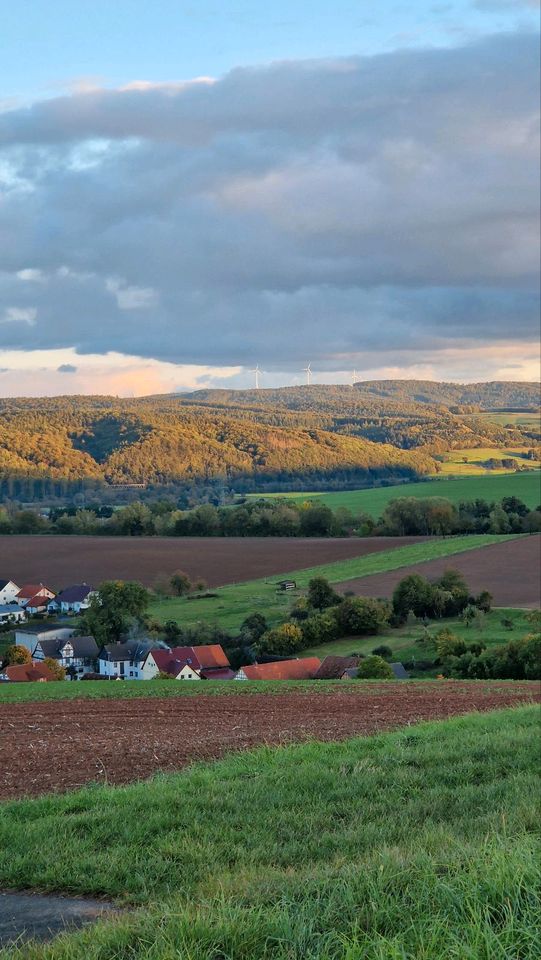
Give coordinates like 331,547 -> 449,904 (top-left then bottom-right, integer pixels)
0,535 -> 428,588
1,682 -> 537,799
338,535 -> 541,607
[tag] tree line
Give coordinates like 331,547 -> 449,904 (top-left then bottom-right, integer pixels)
0,493 -> 539,537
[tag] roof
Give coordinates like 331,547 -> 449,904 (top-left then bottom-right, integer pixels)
314,656 -> 361,680
5,662 -> 56,682
0,604 -> 23,615
0,579 -> 18,591
238,658 -> 321,681
16,584 -> 53,599
100,640 -> 159,662
24,594 -> 50,608
38,636 -> 99,659
146,649 -> 194,677
390,662 -> 410,679
170,645 -> 230,670
52,584 -> 95,604
341,667 -> 359,679
200,668 -> 236,680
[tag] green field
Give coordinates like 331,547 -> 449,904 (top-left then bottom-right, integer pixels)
436,447 -> 541,476
475,410 -> 540,429
303,607 -> 533,662
148,534 -> 515,630
247,471 -> 541,517
0,706 -> 538,959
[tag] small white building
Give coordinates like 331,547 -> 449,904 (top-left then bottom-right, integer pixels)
47,584 -> 97,615
15,626 -> 76,656
141,648 -> 201,680
0,580 -> 20,605
0,604 -> 26,625
98,640 -> 163,680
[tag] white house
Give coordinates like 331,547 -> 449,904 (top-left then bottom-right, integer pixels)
0,604 -> 26,625
0,580 -> 20,605
33,635 -> 99,678
15,584 -> 55,607
141,648 -> 201,680
98,640 -> 163,680
47,584 -> 97,615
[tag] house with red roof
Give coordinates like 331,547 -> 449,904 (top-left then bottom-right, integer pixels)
234,657 -> 321,681
142,644 -> 234,680
1,662 -> 56,683
16,584 -> 55,609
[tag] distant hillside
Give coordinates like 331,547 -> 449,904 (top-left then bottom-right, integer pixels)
0,381 -> 538,495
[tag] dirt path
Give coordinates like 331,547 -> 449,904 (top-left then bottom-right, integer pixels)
1,683 -> 537,800
338,535 -> 541,607
0,535 -> 429,589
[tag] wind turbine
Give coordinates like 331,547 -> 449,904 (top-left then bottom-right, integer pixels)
303,362 -> 312,386
251,364 -> 261,389
351,369 -> 358,386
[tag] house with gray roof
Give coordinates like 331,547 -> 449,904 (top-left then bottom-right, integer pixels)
47,584 -> 97,615
33,635 -> 100,678
0,604 -> 26,626
98,639 -> 168,680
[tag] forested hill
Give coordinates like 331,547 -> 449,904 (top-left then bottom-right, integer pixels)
0,381 -> 538,492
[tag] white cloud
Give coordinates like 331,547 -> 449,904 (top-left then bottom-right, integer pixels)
1,306 -> 37,325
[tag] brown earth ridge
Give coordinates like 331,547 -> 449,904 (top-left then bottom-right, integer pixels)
0,682 -> 538,800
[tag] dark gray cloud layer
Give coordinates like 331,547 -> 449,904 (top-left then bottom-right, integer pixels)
0,31 -> 539,369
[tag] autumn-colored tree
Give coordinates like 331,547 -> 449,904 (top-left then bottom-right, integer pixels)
3,644 -> 31,666
43,658 -> 66,681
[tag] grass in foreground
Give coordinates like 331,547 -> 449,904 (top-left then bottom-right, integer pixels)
247,471 -> 541,515
148,534 -> 516,630
0,706 -> 539,959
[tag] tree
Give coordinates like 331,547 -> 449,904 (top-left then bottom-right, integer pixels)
43,657 -> 66,680
307,577 -> 340,611
371,645 -> 393,659
356,656 -> 394,679
3,644 -> 31,666
163,620 -> 183,643
392,574 -> 434,622
334,597 -> 390,636
435,628 -> 466,658
170,570 -> 192,597
475,590 -> 492,613
78,580 -> 149,645
240,613 -> 268,643
256,623 -> 304,656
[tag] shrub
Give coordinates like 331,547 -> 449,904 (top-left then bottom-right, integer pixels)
333,597 -> 390,636
307,577 -> 341,611
435,628 -> 466,658
256,623 -> 304,657
371,645 -> 393,659
156,670 -> 176,680
475,590 -> 493,613
170,570 -> 192,597
356,656 -> 394,679
43,658 -> 66,681
3,644 -> 31,666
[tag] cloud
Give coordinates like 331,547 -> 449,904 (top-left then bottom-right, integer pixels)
57,363 -> 77,373
0,32 -> 539,378
1,307 -> 37,326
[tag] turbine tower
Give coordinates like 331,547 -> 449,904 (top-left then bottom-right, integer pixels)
251,365 -> 261,389
351,369 -> 358,386
303,362 -> 312,386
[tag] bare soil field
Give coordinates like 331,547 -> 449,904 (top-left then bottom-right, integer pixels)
0,682 -> 537,800
338,535 -> 541,607
0,535 -> 428,588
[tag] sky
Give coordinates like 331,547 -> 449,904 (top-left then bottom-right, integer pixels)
0,0 -> 539,396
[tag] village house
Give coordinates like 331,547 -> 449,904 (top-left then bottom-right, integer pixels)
0,579 -> 21,605
98,639 -> 166,679
15,584 -> 55,607
47,584 -> 97,615
235,657 -> 321,681
313,656 -> 362,680
142,644 -> 234,680
0,604 -> 27,626
32,635 -> 100,678
15,625 -> 76,655
0,662 -> 56,683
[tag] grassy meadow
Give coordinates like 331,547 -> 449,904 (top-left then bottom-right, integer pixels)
0,706 -> 539,959
302,606 -> 534,663
147,534 -> 514,630
246,470 -> 541,516
436,447 -> 541,476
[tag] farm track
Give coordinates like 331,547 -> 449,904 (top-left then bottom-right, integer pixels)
0,535 -> 429,588
0,682 -> 538,799
338,535 -> 541,607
